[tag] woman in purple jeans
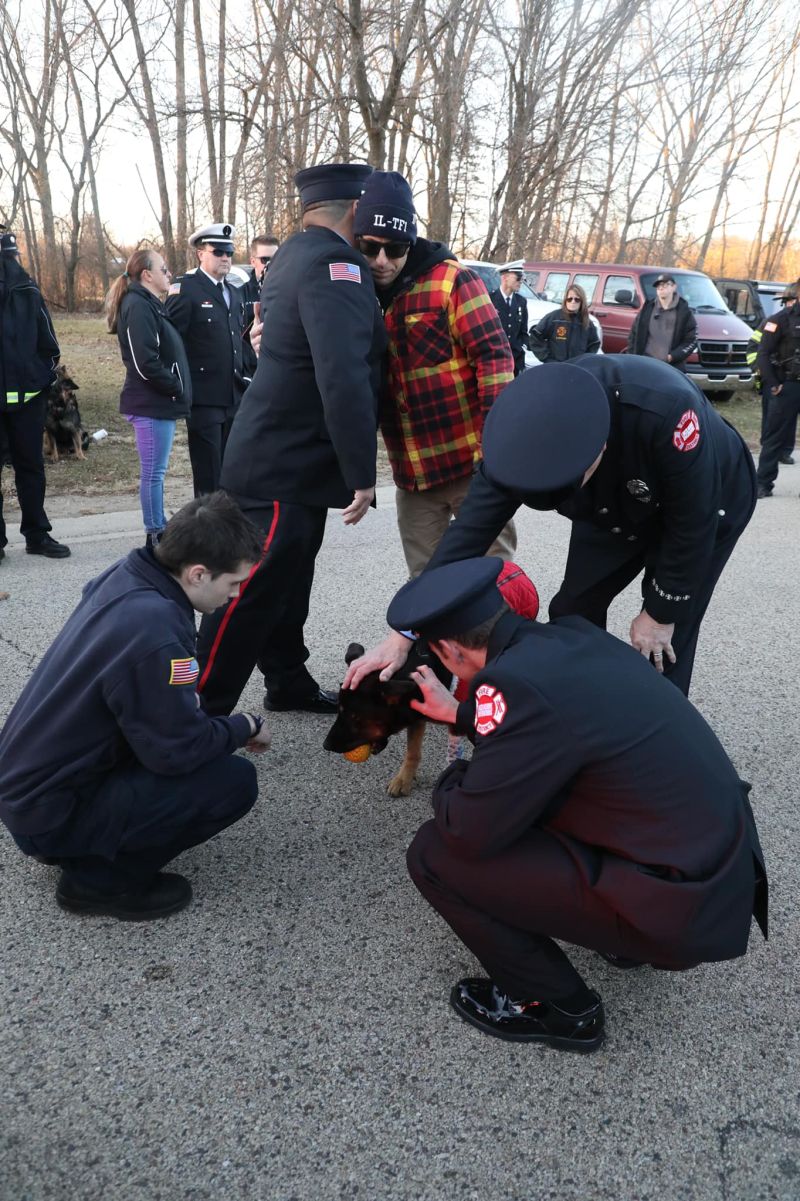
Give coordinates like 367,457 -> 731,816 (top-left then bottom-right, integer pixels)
106,250 -> 192,547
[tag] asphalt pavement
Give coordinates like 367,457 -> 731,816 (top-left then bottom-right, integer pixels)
0,477 -> 798,1201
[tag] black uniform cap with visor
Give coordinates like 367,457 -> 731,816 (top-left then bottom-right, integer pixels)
481,364 -> 611,510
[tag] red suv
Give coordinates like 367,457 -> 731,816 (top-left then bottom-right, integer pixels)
524,261 -> 754,400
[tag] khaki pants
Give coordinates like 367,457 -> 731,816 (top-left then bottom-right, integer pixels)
395,476 -> 517,578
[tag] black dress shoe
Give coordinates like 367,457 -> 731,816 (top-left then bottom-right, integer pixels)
263,687 -> 338,714
26,534 -> 71,558
598,950 -> 645,969
756,486 -> 773,499
449,977 -> 605,1052
56,871 -> 192,920
779,453 -> 795,465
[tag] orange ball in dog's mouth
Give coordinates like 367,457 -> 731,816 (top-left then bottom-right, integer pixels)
343,744 -> 372,763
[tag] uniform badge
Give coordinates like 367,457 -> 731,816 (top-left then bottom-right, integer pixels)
672,409 -> 700,452
474,683 -> 508,736
201,301 -> 214,308
555,325 -> 568,339
169,657 -> 200,685
329,262 -> 361,284
626,479 -> 652,501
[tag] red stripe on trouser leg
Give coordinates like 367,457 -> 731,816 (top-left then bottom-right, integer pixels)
197,502 -> 281,692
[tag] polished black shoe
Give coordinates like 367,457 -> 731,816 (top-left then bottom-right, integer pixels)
263,687 -> 338,714
56,871 -> 192,920
450,977 -> 605,1052
598,950 -> 645,969
779,453 -> 795,465
756,486 -> 773,499
26,534 -> 71,558
0,546 -> 5,562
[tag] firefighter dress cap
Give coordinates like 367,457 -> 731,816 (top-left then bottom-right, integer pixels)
0,230 -> 19,254
295,162 -> 373,207
188,223 -> 236,252
353,171 -> 417,244
482,363 -> 610,494
387,558 -> 505,641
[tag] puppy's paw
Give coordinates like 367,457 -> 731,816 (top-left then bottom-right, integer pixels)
387,766 -> 416,796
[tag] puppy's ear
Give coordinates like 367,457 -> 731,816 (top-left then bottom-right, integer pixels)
345,642 -> 365,665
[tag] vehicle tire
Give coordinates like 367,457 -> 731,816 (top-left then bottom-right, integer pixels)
710,390 -> 734,403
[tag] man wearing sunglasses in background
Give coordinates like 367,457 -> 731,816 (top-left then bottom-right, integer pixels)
241,234 -> 280,382
167,223 -> 247,496
353,171 -> 516,580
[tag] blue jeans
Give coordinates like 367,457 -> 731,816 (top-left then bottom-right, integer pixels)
127,415 -> 176,534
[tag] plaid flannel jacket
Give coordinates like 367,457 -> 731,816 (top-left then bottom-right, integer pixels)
380,261 -> 514,491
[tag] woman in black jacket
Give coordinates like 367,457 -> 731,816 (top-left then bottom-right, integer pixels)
529,283 -> 601,363
106,250 -> 191,546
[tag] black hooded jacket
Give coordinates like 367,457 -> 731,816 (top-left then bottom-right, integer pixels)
0,253 -> 60,408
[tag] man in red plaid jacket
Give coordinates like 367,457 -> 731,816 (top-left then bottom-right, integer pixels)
353,172 -> 516,577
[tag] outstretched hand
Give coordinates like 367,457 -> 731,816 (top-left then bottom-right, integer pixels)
410,666 -> 459,724
343,630 -> 412,688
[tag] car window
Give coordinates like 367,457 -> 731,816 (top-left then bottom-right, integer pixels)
469,264 -> 501,292
573,273 -> 599,302
721,286 -> 753,318
543,272 -> 570,301
602,274 -> 636,304
759,292 -> 784,318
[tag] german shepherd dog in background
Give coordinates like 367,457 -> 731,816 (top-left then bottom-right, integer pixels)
43,366 -> 89,462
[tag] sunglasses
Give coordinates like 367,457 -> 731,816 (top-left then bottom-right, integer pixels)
565,297 -> 581,304
256,255 -> 274,266
357,237 -> 409,260
208,246 -> 233,258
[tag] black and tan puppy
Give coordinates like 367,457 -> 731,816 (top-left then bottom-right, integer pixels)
324,640 -> 452,796
43,366 -> 88,462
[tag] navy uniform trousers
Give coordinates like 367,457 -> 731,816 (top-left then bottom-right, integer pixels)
13,755 -> 257,893
197,498 -> 327,716
548,471 -> 757,696
0,395 -> 52,546
757,380 -> 800,491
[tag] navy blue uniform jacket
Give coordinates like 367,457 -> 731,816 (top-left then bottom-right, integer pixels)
0,549 -> 252,836
755,302 -> 800,391
439,612 -> 767,964
220,226 -> 386,510
428,354 -> 755,624
165,269 -> 245,412
489,289 -> 529,359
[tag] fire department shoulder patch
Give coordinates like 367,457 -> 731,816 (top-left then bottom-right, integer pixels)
672,409 -> 700,452
474,683 -> 508,735
555,324 -> 568,339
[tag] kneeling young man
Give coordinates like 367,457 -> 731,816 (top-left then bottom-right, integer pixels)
391,558 -> 768,1052
0,492 -> 270,920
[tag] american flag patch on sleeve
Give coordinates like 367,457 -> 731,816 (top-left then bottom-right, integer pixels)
169,657 -> 200,685
329,262 -> 361,283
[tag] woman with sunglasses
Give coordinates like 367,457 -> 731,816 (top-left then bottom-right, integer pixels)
106,249 -> 191,548
529,283 -> 600,363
